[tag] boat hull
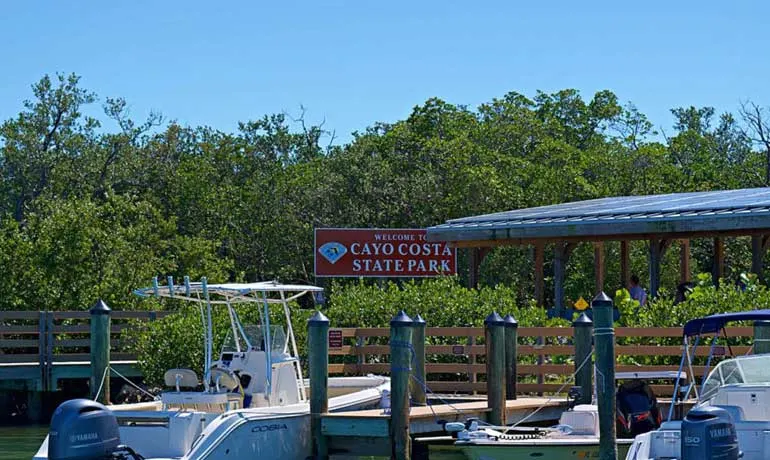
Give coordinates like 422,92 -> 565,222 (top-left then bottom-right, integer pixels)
457,439 -> 633,460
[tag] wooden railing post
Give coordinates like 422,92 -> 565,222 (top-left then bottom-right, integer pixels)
485,312 -> 506,426
390,311 -> 413,460
90,299 -> 111,404
504,314 -> 518,400
593,292 -> 617,460
573,313 -> 593,405
410,314 -> 427,406
754,320 -> 770,355
308,310 -> 329,460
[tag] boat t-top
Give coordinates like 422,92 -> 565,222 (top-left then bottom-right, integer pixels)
34,277 -> 389,460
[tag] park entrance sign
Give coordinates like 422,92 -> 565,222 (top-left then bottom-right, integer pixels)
314,228 -> 457,277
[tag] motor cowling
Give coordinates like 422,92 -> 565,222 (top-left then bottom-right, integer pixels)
681,406 -> 739,460
49,399 -> 120,460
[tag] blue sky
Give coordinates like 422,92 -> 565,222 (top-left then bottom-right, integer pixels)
1,1 -> 768,143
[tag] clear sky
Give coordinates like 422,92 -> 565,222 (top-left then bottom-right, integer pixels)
1,1 -> 768,143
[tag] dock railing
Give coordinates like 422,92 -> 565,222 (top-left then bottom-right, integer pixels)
327,325 -> 754,398
0,310 -> 169,390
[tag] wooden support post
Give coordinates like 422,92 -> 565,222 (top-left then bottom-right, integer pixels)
410,314 -> 427,407
308,311 -> 329,460
504,314 -> 518,400
534,242 -> 545,307
90,299 -> 111,404
594,242 -> 605,294
680,239 -> 691,284
751,235 -> 769,284
390,311 -> 413,460
484,312 -> 507,426
648,238 -> 670,299
554,243 -> 574,315
573,313 -> 593,406
593,292 -> 617,460
620,241 -> 630,289
754,320 -> 770,355
713,237 -> 725,286
468,247 -> 491,289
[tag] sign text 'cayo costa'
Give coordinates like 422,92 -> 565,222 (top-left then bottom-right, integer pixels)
314,228 -> 457,277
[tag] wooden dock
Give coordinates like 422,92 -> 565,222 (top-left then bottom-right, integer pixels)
322,397 -> 567,457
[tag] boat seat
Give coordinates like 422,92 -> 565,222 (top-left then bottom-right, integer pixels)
164,369 -> 199,392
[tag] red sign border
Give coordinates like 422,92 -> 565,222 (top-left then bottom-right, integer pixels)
313,227 -> 457,278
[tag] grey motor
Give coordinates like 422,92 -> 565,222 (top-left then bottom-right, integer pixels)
49,399 -> 142,460
681,406 -> 739,460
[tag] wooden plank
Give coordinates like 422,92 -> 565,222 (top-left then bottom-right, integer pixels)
713,237 -> 725,285
52,325 -> 127,333
52,311 -> 91,319
111,311 -> 170,319
620,240 -> 630,288
50,353 -> 135,363
322,414 -> 390,437
534,242 -> 545,307
0,339 -> 40,347
594,242 -> 605,294
681,239 -> 691,283
0,325 -> 41,333
0,311 -> 40,319
0,354 -> 41,364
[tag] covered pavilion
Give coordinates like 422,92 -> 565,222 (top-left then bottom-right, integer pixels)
426,188 -> 770,311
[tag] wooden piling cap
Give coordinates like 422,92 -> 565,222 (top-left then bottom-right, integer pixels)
484,311 -> 505,326
591,291 -> 613,305
308,310 -> 330,326
573,312 -> 593,327
90,299 -> 111,315
390,310 -> 413,326
503,314 -> 518,328
412,314 -> 426,325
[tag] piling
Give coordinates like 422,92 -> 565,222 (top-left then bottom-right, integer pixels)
410,314 -> 427,406
593,292 -> 617,460
754,320 -> 770,355
573,313 -> 593,405
308,311 -> 330,460
390,310 -> 413,460
90,299 -> 111,404
503,314 -> 518,400
485,311 -> 506,426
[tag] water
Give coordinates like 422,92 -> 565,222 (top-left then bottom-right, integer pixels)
0,426 -> 47,460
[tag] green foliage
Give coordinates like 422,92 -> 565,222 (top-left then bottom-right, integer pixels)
1,73 -> 770,312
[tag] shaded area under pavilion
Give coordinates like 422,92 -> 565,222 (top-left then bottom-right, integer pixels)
426,188 -> 770,313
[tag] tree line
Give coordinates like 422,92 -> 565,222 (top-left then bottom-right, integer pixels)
2,73 -> 770,311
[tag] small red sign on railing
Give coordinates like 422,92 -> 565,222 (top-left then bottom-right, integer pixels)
328,329 -> 343,349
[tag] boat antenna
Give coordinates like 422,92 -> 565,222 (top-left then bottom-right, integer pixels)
224,296 -> 242,353
259,289 -> 273,397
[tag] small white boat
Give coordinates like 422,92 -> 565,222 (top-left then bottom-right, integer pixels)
449,371 -> 682,460
626,310 -> 770,460
34,279 -> 389,460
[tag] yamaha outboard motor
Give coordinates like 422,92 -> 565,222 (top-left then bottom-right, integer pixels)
616,379 -> 662,437
49,399 -> 143,460
682,406 -> 739,460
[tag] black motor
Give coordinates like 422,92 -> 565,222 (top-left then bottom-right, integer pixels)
681,406 -> 740,460
49,399 -> 142,460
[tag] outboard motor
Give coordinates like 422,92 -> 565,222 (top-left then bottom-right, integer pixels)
682,406 -> 740,460
616,379 -> 662,437
49,399 -> 143,460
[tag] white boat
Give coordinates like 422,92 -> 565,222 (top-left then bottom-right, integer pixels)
449,372 -> 683,460
626,310 -> 770,460
34,278 -> 389,460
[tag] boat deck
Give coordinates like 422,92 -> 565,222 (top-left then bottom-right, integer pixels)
323,397 -> 568,457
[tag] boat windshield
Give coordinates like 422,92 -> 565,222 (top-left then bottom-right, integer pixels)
701,354 -> 770,399
222,325 -> 287,353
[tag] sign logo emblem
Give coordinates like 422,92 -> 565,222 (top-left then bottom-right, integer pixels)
318,242 -> 347,264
